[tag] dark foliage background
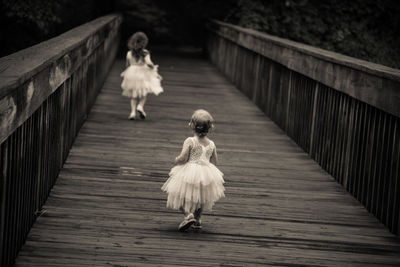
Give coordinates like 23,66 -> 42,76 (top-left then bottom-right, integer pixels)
115,0 -> 236,46
225,0 -> 400,69
0,0 -> 113,57
1,0 -> 399,68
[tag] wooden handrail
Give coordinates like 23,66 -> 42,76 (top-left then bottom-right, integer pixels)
208,20 -> 400,118
206,20 -> 400,235
0,14 -> 122,266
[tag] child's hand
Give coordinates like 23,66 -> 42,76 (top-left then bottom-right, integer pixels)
174,156 -> 186,165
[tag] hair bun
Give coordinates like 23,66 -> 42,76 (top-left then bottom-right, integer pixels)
195,123 -> 209,134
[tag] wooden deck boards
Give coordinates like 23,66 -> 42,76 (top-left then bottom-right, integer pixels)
14,51 -> 400,266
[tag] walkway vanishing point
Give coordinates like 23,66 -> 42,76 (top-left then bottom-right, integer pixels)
12,51 -> 400,266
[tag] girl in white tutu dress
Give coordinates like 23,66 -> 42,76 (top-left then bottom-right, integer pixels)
121,32 -> 163,120
162,109 -> 225,231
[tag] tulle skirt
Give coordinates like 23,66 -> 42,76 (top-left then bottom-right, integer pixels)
121,65 -> 163,98
161,162 -> 225,213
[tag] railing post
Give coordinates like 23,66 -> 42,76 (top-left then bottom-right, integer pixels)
266,64 -> 274,116
0,141 -> 8,265
343,98 -> 355,190
35,106 -> 44,213
252,54 -> 261,103
285,71 -> 293,132
309,83 -> 319,156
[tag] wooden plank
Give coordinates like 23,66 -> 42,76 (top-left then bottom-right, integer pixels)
0,139 -> 8,265
372,112 -> 385,216
391,125 -> 400,234
350,100 -> 362,197
0,15 -> 122,145
208,20 -> 400,118
378,115 -> 394,222
356,103 -> 368,202
338,95 -> 350,186
14,52 -> 400,266
365,108 -> 378,211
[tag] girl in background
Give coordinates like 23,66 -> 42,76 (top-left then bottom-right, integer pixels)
121,32 -> 163,120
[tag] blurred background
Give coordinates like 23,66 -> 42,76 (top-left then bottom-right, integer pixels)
1,0 -> 399,68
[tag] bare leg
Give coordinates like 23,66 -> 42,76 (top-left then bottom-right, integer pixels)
138,95 -> 147,108
137,96 -> 147,119
129,98 -> 137,119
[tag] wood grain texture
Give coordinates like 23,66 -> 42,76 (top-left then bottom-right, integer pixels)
0,14 -> 122,144
0,16 -> 121,267
207,20 -> 400,118
207,33 -> 400,236
14,52 -> 400,266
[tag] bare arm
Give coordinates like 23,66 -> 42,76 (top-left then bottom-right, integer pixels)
174,138 -> 192,165
125,51 -> 130,67
210,146 -> 218,165
144,53 -> 154,69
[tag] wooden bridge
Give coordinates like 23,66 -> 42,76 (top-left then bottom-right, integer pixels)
1,15 -> 400,266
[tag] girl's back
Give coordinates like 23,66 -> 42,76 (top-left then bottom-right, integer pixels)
126,49 -> 149,66
187,137 -> 215,163
120,32 -> 163,120
161,109 -> 225,231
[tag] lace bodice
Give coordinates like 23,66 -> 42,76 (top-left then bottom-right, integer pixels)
126,50 -> 153,66
187,137 -> 215,163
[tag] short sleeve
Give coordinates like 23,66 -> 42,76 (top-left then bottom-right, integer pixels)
182,137 -> 193,150
210,140 -> 216,150
174,137 -> 193,164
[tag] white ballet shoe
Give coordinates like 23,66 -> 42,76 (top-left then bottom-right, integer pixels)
137,105 -> 146,119
128,112 -> 136,120
178,214 -> 195,232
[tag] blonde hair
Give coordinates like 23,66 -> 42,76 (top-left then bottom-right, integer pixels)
189,109 -> 214,137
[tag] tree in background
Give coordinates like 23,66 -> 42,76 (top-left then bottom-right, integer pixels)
224,0 -> 400,69
1,0 -> 399,69
116,0 -> 236,46
0,0 -> 113,57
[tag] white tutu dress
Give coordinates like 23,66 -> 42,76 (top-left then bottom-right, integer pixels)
121,50 -> 163,98
162,137 -> 225,213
